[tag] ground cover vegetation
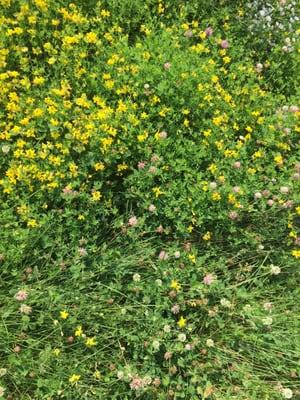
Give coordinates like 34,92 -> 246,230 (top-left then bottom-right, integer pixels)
0,0 -> 299,399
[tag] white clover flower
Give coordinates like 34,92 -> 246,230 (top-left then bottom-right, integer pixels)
174,251 -> 181,259
206,339 -> 214,347
117,371 -> 125,380
243,304 -> 252,313
143,375 -> 152,385
220,298 -> 232,308
270,264 -> 281,275
152,340 -> 160,350
282,388 -> 293,399
1,145 -> 10,154
178,333 -> 186,342
133,273 -> 141,282
262,316 -> 273,326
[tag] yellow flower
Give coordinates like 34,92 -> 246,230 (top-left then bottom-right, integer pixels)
91,191 -> 102,201
100,9 -> 110,17
33,76 -> 45,85
211,192 -> 221,201
48,57 -> 56,65
93,370 -> 101,379
292,250 -> 300,259
187,225 -> 194,233
60,310 -> 69,320
85,32 -> 98,43
69,374 -> 81,384
152,187 -> 164,198
177,316 -> 186,328
53,348 -> 60,356
170,280 -> 181,291
202,231 -> 211,241
274,154 -> 283,165
117,163 -> 128,172
75,325 -> 83,337
295,206 -> 300,215
188,254 -> 196,263
199,31 -> 206,39
207,163 -> 217,174
85,337 -> 97,347
27,219 -> 38,228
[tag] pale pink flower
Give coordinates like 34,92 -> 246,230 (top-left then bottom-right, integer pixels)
267,199 -> 274,206
15,290 -> 28,301
164,62 -> 171,70
164,351 -> 172,360
233,161 -> 241,169
232,186 -> 240,193
158,250 -> 168,261
203,274 -> 215,285
13,345 -> 21,353
283,200 -> 293,209
151,154 -> 160,163
205,27 -> 213,37
289,105 -> 298,113
174,251 -> 181,259
263,302 -> 273,311
138,162 -> 146,169
62,187 -> 77,196
78,247 -> 87,256
156,225 -> 164,233
159,130 -> 167,139
262,190 -> 270,197
152,377 -> 161,387
149,166 -> 157,173
148,204 -> 156,212
184,29 -> 193,37
130,376 -> 145,390
220,39 -> 229,49
229,211 -> 238,220
128,216 -> 138,226
171,304 -> 180,314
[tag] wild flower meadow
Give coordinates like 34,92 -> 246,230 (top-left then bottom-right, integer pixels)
0,0 -> 299,399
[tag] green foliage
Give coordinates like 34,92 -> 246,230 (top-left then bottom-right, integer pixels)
0,0 -> 299,399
